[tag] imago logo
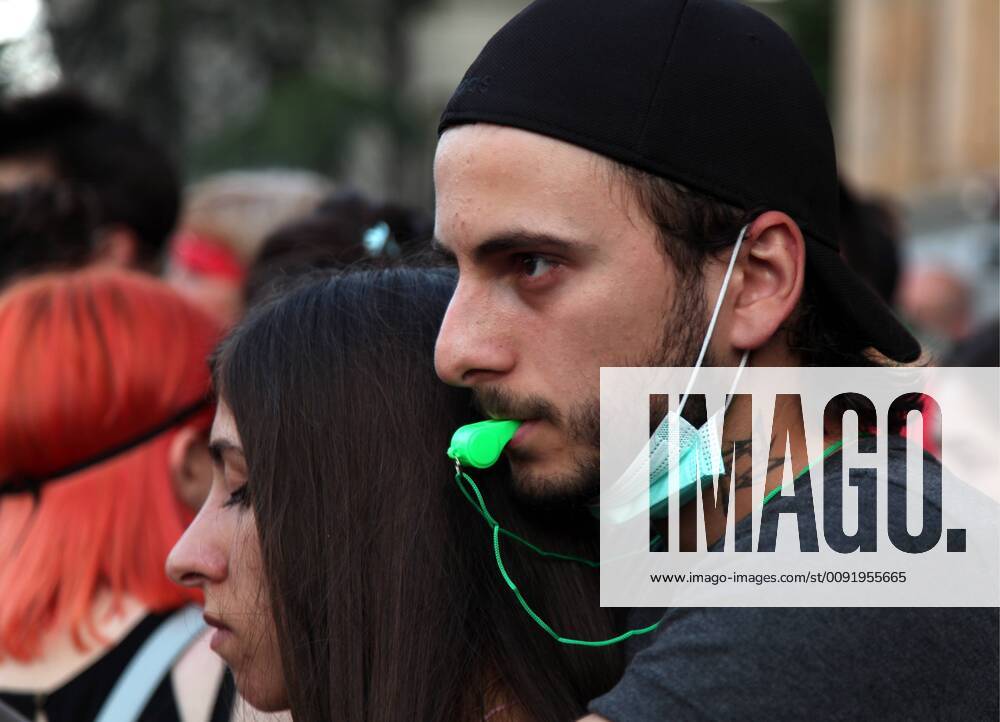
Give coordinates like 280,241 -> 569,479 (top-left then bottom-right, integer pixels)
599,367 -> 1000,608
657,391 -> 964,555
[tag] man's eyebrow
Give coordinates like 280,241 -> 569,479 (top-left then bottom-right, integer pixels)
440,231 -> 596,264
208,438 -> 244,466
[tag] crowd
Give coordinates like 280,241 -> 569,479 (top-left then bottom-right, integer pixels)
0,1 -> 997,721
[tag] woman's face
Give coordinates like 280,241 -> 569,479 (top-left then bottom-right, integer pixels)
166,401 -> 288,711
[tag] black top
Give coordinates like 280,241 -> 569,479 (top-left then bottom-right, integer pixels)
589,438 -> 1000,720
0,613 -> 235,722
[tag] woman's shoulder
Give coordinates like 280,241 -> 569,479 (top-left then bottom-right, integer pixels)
0,596 -> 233,722
0,593 -> 147,692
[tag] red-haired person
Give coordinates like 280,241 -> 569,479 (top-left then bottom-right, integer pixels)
0,270 -> 231,721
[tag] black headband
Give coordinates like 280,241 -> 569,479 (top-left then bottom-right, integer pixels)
0,397 -> 212,500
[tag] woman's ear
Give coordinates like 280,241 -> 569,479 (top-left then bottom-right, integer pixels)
169,426 -> 213,511
727,211 -> 806,351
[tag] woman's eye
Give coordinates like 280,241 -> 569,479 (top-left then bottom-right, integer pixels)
222,484 -> 250,509
519,254 -> 558,279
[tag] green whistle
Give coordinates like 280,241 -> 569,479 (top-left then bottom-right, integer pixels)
447,419 -> 522,469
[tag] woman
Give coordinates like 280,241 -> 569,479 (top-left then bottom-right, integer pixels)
243,188 -> 433,305
0,270 -> 230,721
167,267 -> 625,721
165,169 -> 335,328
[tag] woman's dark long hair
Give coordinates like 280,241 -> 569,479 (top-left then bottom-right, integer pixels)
213,267 -> 625,722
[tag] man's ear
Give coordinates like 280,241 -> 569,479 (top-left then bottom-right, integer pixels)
90,226 -> 139,268
168,426 -> 213,511
727,211 -> 805,351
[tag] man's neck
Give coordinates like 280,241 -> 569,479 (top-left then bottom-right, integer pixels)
654,393 -> 835,551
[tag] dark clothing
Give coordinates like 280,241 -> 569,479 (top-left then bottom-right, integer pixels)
590,437 -> 1000,721
0,613 -> 235,722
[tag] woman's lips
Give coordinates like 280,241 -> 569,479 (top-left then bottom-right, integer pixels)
203,612 -> 231,631
204,613 -> 234,653
209,625 -> 234,653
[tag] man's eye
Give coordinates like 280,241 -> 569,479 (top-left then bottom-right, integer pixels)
519,255 -> 558,279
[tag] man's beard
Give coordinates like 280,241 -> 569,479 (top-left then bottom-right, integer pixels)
473,386 -> 602,513
473,268 -> 712,513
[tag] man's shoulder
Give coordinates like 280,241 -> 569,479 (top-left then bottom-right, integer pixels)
761,434 -> 940,518
594,438 -> 994,720
803,433 -> 937,496
592,605 -> 998,721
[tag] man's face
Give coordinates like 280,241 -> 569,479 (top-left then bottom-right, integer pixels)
434,124 -> 705,504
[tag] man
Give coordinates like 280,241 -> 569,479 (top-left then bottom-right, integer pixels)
898,265 -> 974,358
432,0 -> 998,719
0,88 -> 179,272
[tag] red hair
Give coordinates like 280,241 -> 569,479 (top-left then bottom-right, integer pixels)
0,270 -> 221,661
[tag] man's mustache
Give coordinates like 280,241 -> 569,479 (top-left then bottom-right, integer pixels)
472,387 -> 561,426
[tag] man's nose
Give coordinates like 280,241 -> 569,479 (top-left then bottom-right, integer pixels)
435,281 -> 515,387
165,509 -> 227,589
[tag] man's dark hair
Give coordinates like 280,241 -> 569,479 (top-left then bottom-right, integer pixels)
0,183 -> 100,288
616,163 -> 921,432
0,88 -> 179,265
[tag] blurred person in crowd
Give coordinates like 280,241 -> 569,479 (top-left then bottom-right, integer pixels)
164,170 -> 334,327
244,189 -> 432,304
923,317 -> 1000,493
168,267 -> 625,721
0,270 -> 231,721
431,1 -> 998,720
0,88 -> 179,271
838,179 -> 901,304
0,183 -> 101,289
897,265 -> 974,360
944,317 -> 1000,368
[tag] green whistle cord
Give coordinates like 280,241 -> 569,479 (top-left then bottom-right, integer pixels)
453,438 -> 845,647
454,468 -> 660,647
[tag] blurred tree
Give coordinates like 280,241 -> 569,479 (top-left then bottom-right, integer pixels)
39,0 -> 435,194
747,0 -> 835,104
0,42 -> 14,96
188,74 -> 417,175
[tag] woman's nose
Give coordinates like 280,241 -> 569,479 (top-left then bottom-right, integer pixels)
166,511 -> 227,588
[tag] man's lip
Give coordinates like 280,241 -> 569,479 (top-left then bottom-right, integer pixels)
508,419 -> 538,448
203,613 -> 231,632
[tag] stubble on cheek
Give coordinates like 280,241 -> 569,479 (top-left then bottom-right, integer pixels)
504,394 -> 602,506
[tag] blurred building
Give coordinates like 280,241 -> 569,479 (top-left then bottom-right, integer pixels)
834,0 -> 998,326
836,0 -> 998,196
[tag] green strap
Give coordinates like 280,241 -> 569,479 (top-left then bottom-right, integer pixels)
455,471 -> 600,566
455,438 -> 845,646
455,470 -> 658,646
